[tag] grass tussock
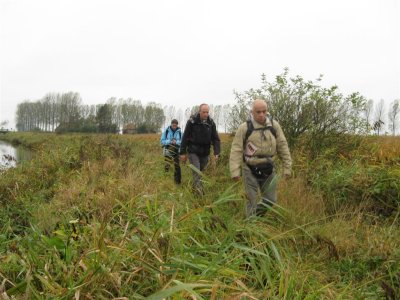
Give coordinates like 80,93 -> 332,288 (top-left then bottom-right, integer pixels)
0,132 -> 399,299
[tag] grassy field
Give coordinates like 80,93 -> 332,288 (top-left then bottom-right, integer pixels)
0,132 -> 399,299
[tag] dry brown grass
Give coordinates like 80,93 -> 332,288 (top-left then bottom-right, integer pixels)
311,214 -> 400,271
278,177 -> 326,221
348,135 -> 400,164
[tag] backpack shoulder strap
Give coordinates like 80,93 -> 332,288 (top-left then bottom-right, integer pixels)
243,119 -> 254,149
267,115 -> 277,139
162,127 -> 171,148
243,116 -> 277,149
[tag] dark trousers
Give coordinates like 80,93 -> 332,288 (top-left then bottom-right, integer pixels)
165,154 -> 181,184
188,153 -> 209,195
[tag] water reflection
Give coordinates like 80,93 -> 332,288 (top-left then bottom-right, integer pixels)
0,141 -> 32,170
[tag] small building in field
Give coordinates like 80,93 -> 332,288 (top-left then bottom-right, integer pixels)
122,123 -> 137,134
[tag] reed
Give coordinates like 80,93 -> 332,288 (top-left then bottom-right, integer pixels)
0,132 -> 399,299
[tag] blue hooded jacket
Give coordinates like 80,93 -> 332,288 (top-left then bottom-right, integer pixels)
160,126 -> 182,148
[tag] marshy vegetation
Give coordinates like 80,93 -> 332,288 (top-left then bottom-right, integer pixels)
0,132 -> 399,299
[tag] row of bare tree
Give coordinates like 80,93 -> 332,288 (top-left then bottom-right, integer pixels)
15,93 -> 166,133
15,94 -> 235,133
13,70 -> 399,137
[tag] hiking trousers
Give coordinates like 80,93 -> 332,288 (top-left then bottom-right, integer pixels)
188,153 -> 209,194
165,154 -> 181,184
243,167 -> 277,217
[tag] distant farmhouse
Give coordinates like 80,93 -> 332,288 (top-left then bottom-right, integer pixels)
122,123 -> 137,134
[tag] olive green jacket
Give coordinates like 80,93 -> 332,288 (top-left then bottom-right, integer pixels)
229,118 -> 292,178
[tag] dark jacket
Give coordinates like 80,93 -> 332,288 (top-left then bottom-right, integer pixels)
180,113 -> 221,157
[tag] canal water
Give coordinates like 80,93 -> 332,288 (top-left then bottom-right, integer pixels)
0,140 -> 32,170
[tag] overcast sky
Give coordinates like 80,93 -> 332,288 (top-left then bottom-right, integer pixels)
1,0 -> 399,128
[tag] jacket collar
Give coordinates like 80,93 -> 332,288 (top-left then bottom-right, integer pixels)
252,116 -> 272,128
169,126 -> 180,132
193,113 -> 210,124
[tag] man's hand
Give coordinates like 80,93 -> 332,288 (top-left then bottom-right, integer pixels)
232,176 -> 241,181
180,155 -> 187,163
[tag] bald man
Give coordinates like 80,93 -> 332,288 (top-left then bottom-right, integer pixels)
229,99 -> 292,217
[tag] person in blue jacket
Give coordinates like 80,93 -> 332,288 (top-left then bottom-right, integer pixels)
160,119 -> 182,184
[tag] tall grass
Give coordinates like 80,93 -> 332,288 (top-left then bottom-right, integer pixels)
0,132 -> 399,299
295,134 -> 400,216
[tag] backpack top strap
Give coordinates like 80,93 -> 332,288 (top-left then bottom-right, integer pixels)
243,116 -> 277,149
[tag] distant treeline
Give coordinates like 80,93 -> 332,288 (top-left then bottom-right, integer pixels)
15,69 -> 399,138
15,92 -> 233,134
16,93 -> 166,133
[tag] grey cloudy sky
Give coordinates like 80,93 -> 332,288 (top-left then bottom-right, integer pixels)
1,0 -> 399,128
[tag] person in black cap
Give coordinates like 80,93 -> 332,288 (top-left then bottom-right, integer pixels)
179,104 -> 220,195
160,119 -> 182,184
